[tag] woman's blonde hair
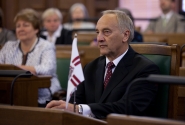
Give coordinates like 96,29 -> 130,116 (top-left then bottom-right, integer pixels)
42,8 -> 62,21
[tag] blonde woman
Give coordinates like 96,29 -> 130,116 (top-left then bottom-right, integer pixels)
41,8 -> 72,45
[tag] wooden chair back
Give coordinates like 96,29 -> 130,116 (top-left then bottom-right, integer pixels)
130,44 -> 180,119
56,45 -> 100,68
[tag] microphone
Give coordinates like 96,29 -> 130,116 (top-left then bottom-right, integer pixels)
0,70 -> 33,105
125,74 -> 185,115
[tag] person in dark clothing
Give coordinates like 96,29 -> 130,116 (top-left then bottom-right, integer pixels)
0,8 -> 16,46
40,8 -> 72,45
46,10 -> 159,119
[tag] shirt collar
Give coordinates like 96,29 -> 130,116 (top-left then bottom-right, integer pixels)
42,24 -> 62,38
161,11 -> 173,20
19,38 -> 39,55
54,24 -> 62,37
105,49 -> 128,67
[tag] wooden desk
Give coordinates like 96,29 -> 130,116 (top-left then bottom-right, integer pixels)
107,114 -> 185,125
0,105 -> 107,125
0,64 -> 20,70
0,65 -> 51,107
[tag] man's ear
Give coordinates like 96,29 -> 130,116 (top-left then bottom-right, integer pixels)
122,30 -> 130,43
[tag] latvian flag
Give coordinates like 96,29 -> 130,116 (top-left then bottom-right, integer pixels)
66,34 -> 85,108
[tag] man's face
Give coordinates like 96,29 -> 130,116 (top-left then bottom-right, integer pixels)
96,14 -> 129,60
159,0 -> 173,13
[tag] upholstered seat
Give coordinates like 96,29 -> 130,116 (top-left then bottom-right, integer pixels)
130,44 -> 180,119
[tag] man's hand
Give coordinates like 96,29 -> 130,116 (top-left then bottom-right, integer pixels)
45,100 -> 77,113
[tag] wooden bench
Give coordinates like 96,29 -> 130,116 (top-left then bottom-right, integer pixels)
143,33 -> 185,47
76,32 -> 97,45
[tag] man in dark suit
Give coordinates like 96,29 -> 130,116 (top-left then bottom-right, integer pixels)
40,8 -> 72,45
46,10 -> 160,119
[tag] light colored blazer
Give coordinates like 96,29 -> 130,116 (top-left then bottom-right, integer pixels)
145,12 -> 185,33
0,38 -> 61,104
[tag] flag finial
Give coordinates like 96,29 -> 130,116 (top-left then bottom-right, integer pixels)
74,33 -> 77,38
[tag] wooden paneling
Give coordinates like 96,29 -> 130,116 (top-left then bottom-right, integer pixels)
57,0 -> 85,9
1,0 -> 118,30
18,0 -> 46,10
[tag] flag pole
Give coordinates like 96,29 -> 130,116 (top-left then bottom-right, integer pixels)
74,87 -> 77,113
73,33 -> 77,113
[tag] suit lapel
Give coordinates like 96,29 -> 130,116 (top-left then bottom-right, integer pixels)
156,17 -> 165,32
41,35 -> 47,40
95,57 -> 106,102
165,13 -> 175,32
99,46 -> 135,103
55,29 -> 63,44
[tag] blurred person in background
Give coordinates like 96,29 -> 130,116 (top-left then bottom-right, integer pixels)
145,0 -> 185,33
0,8 -> 16,46
63,3 -> 95,31
0,8 -> 61,107
40,8 -> 72,45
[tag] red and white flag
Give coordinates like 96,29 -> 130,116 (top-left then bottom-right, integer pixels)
66,34 -> 84,108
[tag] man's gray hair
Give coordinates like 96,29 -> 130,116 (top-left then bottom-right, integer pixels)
102,10 -> 134,42
42,8 -> 62,21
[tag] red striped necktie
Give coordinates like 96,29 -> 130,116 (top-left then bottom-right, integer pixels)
104,62 -> 115,89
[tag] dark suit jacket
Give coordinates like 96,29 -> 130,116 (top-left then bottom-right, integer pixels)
40,28 -> 72,45
70,46 -> 160,119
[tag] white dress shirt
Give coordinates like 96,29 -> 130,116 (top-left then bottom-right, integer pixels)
42,25 -> 63,44
161,11 -> 173,25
